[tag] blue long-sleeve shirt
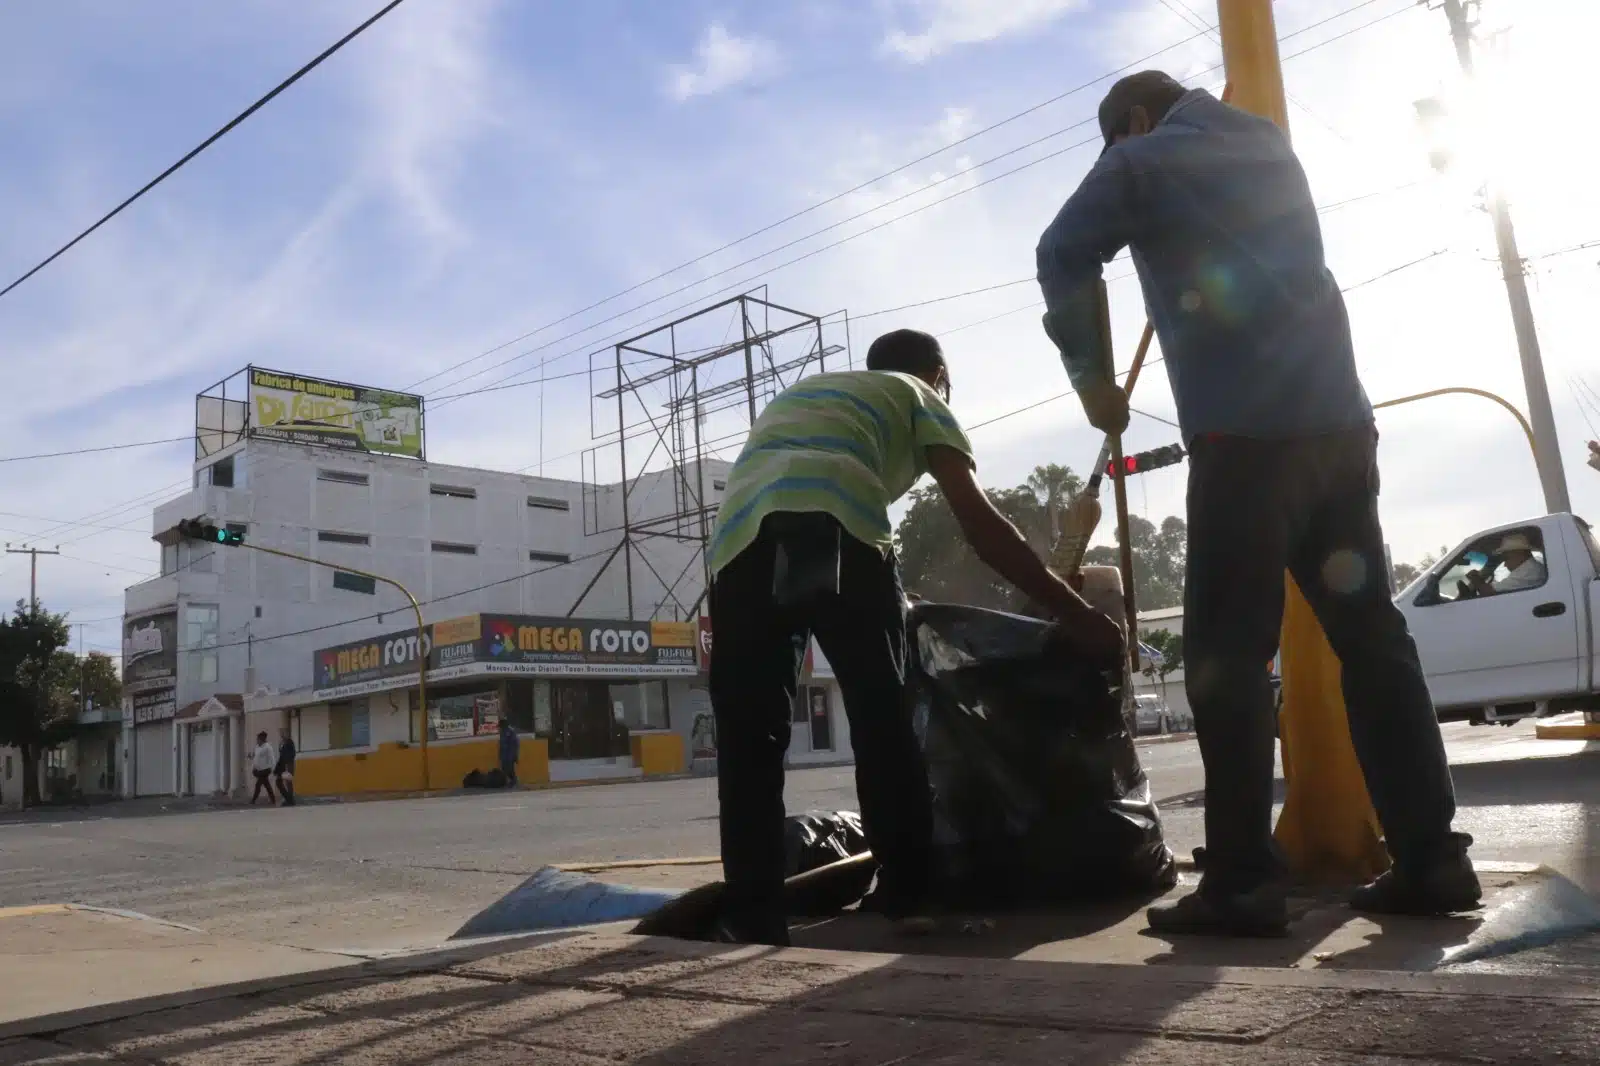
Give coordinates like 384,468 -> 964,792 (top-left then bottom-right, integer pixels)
1035,89 -> 1372,443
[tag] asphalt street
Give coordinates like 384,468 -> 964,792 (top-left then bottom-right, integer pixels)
0,723 -> 1595,952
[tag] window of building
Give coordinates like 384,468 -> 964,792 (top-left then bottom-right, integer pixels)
527,495 -> 570,511
225,522 -> 247,541
209,456 -> 235,488
427,689 -> 500,741
328,697 -> 371,749
161,542 -> 179,576
528,549 -> 571,564
317,530 -> 370,546
317,469 -> 369,486
713,480 -> 727,492
430,485 -> 476,500
182,541 -> 214,575
182,604 -> 220,684
609,681 -> 671,731
431,542 -> 477,555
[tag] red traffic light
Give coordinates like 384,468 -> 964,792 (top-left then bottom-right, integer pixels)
1105,444 -> 1185,479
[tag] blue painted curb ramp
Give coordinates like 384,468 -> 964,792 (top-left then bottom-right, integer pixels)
450,867 -> 684,940
1439,866 -> 1600,968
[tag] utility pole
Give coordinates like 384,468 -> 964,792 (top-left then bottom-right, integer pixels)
1434,0 -> 1571,513
5,544 -> 61,609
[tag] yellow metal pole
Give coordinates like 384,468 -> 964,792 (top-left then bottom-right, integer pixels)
1216,0 -> 1388,883
238,543 -> 430,791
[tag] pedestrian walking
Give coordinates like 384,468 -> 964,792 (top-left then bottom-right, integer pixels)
498,719 -> 520,788
1035,71 -> 1477,936
249,731 -> 277,806
274,732 -> 297,807
707,328 -> 1123,947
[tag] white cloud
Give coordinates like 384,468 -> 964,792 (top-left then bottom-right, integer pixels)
667,22 -> 779,102
883,0 -> 1086,63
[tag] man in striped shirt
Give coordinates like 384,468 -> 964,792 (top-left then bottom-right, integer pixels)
707,328 -> 1122,946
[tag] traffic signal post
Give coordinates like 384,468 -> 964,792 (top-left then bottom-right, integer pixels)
1217,0 -> 1389,884
175,519 -> 434,788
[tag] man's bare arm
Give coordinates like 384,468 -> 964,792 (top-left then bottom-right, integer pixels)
926,445 -> 1122,658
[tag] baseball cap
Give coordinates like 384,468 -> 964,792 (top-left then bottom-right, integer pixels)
1098,70 -> 1188,156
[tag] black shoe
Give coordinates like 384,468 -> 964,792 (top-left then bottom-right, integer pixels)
1147,886 -> 1290,938
1350,856 -> 1482,916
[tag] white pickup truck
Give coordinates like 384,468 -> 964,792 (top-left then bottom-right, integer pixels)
1397,512 -> 1600,725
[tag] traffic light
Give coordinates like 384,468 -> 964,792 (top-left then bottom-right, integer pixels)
176,518 -> 244,546
1106,443 -> 1185,479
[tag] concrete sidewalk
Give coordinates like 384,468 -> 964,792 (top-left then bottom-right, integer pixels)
4,928 -> 1597,1064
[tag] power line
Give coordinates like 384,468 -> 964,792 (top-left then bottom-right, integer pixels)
0,0 -> 410,305
6,0 -> 1417,546
0,436 -> 189,464
426,0 -> 1420,406
403,0 -> 1401,399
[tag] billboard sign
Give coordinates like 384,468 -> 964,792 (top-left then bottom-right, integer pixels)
248,368 -> 423,459
478,616 -> 699,677
312,614 -> 700,698
123,610 -> 177,697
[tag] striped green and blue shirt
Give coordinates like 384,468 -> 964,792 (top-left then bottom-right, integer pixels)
709,370 -> 974,575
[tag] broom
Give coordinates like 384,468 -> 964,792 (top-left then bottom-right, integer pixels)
1053,81 -> 1231,581
1053,314 -> 1154,579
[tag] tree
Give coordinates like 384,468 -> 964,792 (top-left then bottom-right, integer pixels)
0,602 -> 74,807
53,650 -> 121,713
1391,562 -> 1422,591
1141,628 -> 1184,706
1084,514 -> 1188,611
896,463 -> 1083,612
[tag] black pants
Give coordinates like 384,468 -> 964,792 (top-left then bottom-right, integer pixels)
251,770 -> 276,805
710,515 -> 932,940
275,771 -> 295,806
1185,427 -> 1462,892
500,757 -> 518,787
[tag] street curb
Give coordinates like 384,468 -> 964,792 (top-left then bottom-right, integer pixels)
554,857 -> 721,872
1133,733 -> 1193,746
0,929 -> 582,1044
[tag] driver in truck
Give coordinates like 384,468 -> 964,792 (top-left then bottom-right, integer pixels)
1469,532 -> 1547,595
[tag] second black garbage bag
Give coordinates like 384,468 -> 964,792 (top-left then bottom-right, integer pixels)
909,602 -> 1177,907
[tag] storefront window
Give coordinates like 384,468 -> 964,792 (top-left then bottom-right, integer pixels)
329,698 -> 371,749
429,689 -> 502,741
183,605 -> 219,684
608,681 -> 670,731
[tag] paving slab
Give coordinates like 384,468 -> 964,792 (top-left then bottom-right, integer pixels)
0,906 -> 360,1029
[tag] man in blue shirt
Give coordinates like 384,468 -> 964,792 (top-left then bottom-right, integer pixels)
1037,71 -> 1477,936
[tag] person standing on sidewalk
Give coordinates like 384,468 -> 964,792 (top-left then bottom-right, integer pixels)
249,732 -> 277,806
274,732 -> 296,807
1035,71 -> 1478,936
707,328 -> 1124,946
498,719 -> 521,788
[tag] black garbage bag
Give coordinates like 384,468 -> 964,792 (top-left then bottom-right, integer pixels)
462,769 -> 484,789
784,811 -> 869,878
909,602 -> 1176,906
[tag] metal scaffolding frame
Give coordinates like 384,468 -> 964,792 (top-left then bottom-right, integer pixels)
571,290 -> 843,621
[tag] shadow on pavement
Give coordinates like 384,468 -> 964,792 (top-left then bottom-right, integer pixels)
11,933 -> 1600,1064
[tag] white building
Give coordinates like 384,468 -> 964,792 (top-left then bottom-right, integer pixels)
1135,605 -> 1187,723
120,369 -> 851,798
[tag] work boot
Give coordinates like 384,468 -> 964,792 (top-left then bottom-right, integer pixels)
709,913 -> 791,948
1146,885 -> 1290,938
1349,848 -> 1481,916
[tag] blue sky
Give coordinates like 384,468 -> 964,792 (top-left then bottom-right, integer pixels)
3,0 -> 1599,662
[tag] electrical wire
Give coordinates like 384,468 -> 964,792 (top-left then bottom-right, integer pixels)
6,0 -> 1421,558
405,0 -> 1405,399
0,0 -> 410,304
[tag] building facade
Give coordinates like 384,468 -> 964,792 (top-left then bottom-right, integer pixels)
121,373 -> 852,797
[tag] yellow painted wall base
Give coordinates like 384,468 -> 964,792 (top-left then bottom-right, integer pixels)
1534,714 -> 1600,740
631,732 -> 686,776
1274,578 -> 1390,884
296,736 -> 551,797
